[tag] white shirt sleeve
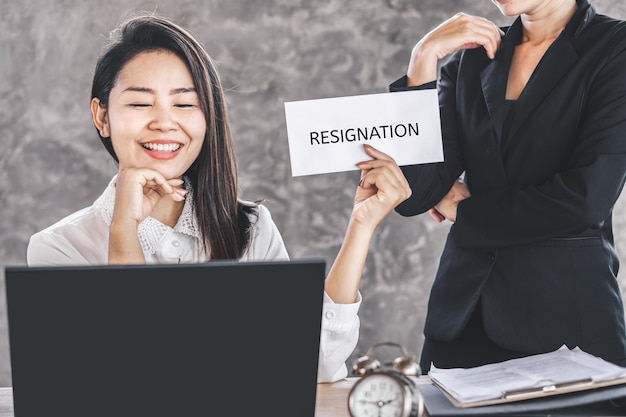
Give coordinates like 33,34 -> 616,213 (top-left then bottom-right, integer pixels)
27,231 -> 87,266
317,291 -> 361,383
26,206 -> 110,266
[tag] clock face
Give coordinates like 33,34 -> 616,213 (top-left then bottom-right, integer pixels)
348,373 -> 411,417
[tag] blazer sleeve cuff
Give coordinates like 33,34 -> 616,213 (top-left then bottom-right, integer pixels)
389,75 -> 437,92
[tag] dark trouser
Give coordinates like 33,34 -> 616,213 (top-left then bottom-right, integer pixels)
420,302 -> 528,374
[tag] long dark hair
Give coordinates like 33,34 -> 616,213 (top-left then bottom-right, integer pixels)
91,12 -> 254,259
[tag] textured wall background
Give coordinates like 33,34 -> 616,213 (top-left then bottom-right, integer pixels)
1,0 -> 626,387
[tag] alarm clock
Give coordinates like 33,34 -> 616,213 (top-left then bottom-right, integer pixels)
347,342 -> 425,417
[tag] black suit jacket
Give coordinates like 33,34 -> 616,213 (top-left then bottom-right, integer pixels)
392,0 -> 626,364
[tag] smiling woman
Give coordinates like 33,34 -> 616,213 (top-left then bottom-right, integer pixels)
92,50 -> 208,263
81,15 -> 251,262
24,12 -> 412,384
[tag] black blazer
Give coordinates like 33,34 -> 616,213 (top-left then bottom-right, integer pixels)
392,0 -> 626,364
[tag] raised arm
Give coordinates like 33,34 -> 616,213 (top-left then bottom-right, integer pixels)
324,144 -> 411,304
407,12 -> 504,86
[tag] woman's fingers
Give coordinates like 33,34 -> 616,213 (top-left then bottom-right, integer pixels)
168,179 -> 189,201
422,12 -> 504,59
356,145 -> 412,204
142,177 -> 187,201
361,143 -> 394,161
125,171 -> 187,201
356,145 -> 411,195
429,207 -> 446,223
114,168 -> 187,224
360,166 -> 410,202
407,13 -> 503,85
429,180 -> 470,223
446,13 -> 504,58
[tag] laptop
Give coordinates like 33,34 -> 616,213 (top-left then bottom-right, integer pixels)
5,259 -> 326,417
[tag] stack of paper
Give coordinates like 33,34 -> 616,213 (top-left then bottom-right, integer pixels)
429,345 -> 626,408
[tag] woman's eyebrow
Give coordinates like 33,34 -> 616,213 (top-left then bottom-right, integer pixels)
122,86 -> 154,94
121,87 -> 197,95
170,87 -> 197,95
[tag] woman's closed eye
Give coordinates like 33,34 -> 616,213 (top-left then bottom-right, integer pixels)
126,103 -> 198,109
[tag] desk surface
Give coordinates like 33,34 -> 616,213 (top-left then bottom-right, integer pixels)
2,379 -> 624,416
315,377 -> 358,417
316,376 -> 434,417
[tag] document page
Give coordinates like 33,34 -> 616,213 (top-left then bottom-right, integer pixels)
429,345 -> 626,406
284,89 -> 443,176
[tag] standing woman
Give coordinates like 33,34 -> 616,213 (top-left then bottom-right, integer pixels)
391,0 -> 626,373
27,13 -> 412,383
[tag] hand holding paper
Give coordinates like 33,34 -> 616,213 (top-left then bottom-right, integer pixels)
353,144 -> 412,228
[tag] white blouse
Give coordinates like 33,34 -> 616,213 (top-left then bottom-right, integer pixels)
27,176 -> 360,383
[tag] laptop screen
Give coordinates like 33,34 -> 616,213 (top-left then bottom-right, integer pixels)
5,259 -> 326,417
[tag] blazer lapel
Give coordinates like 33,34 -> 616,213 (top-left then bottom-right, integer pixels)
481,20 -> 520,145
504,0 -> 594,147
505,39 -> 578,145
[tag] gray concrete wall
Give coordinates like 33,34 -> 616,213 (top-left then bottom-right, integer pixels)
1,0 -> 625,386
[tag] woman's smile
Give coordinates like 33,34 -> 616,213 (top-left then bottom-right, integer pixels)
140,140 -> 184,160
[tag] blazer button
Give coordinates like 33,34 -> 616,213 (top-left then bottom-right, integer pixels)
486,253 -> 496,264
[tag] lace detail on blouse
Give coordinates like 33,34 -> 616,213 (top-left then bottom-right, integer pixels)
93,175 -> 201,255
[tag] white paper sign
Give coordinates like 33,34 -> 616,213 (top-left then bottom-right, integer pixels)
284,89 -> 443,177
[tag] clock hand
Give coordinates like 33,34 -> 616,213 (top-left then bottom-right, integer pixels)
357,399 -> 381,406
375,398 -> 396,408
380,394 -> 400,406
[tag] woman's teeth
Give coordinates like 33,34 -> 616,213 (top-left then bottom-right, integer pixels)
142,143 -> 181,152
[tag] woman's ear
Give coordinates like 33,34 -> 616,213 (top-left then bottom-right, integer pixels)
91,98 -> 110,138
